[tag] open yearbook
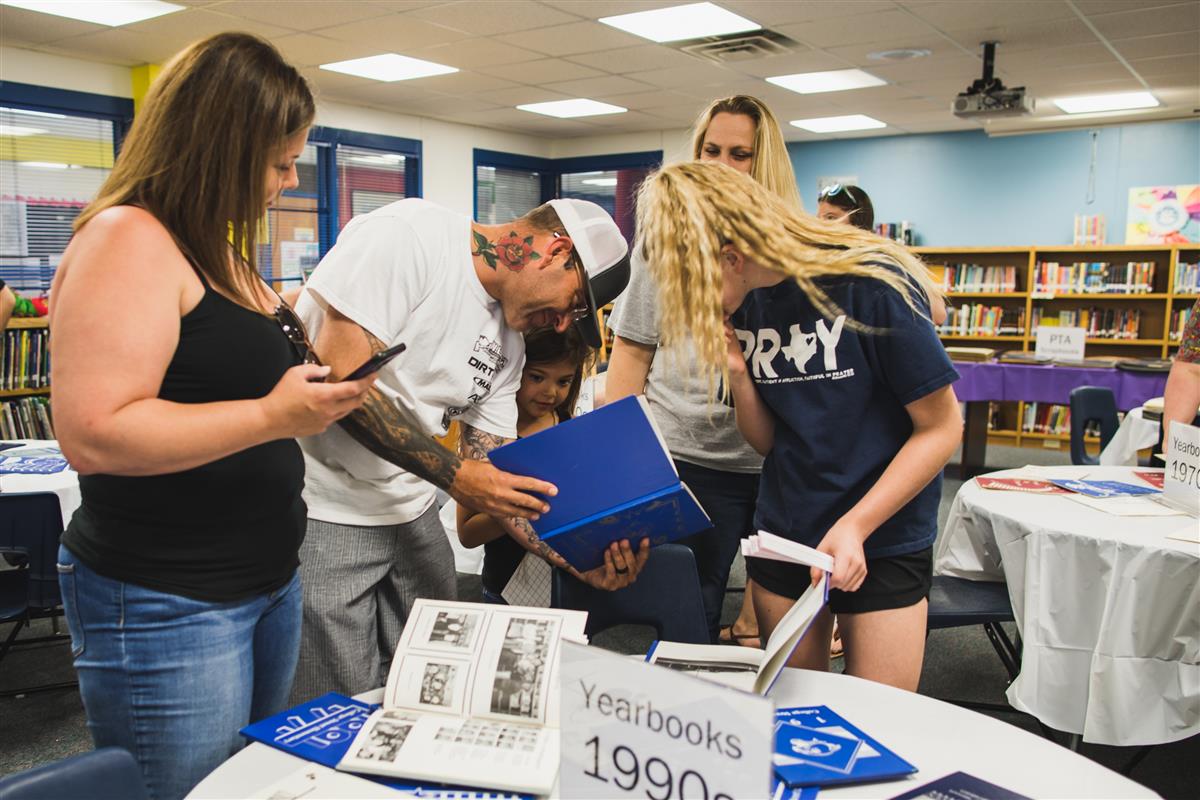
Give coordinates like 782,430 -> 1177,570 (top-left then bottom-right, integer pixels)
335,599 -> 587,795
646,532 -> 832,695
486,395 -> 712,571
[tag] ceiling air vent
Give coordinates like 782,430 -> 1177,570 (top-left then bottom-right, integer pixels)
673,30 -> 799,63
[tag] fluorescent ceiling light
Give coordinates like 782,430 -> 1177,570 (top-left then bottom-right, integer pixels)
599,2 -> 759,43
790,114 -> 887,133
767,69 -> 886,95
0,124 -> 46,137
582,178 -> 618,187
320,54 -> 457,82
1053,92 -> 1158,114
517,99 -> 627,118
0,0 -> 184,26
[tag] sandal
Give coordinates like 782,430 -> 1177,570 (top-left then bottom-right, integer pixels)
719,624 -> 761,649
830,622 -> 844,659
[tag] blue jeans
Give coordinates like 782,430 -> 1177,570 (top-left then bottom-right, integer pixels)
674,461 -> 760,643
56,545 -> 302,800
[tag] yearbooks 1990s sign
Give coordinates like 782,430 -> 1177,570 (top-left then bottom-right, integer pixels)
559,641 -> 772,799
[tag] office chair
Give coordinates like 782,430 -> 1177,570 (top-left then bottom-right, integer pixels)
0,492 -> 76,698
1068,386 -> 1119,465
551,543 -> 709,644
0,748 -> 146,800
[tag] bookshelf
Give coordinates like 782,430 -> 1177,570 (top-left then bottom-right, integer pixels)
0,316 -> 54,438
918,243 -> 1192,452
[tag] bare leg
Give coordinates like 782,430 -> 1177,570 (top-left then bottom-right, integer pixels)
730,579 -> 759,644
838,599 -> 928,692
754,581 -> 834,671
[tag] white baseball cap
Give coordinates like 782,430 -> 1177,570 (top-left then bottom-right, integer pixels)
548,198 -> 631,348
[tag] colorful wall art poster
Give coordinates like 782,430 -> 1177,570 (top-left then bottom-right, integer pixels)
1125,185 -> 1200,244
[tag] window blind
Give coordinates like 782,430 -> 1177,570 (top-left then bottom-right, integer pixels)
476,164 -> 541,224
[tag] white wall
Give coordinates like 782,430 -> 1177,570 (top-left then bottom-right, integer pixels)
0,46 -> 132,99
551,129 -> 690,163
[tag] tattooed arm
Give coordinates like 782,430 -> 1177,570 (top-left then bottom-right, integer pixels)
312,302 -> 555,520
457,423 -> 650,591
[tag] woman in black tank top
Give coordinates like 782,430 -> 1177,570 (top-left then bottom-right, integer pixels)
48,34 -> 372,800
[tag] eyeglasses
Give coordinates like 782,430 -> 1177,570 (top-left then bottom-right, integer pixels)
273,303 -> 322,365
819,183 -> 857,203
555,232 -> 592,323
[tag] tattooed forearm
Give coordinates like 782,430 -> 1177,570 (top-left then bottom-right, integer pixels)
458,424 -> 508,462
506,514 -> 572,572
336,331 -> 461,491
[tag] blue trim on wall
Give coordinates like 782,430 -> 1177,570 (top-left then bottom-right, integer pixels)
0,80 -> 134,154
552,150 -> 662,173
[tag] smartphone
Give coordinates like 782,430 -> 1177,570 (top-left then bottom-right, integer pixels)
342,342 -> 406,381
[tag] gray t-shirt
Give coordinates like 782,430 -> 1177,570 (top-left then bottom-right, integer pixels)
606,252 -> 763,473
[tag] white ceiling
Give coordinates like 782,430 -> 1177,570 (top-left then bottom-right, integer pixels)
1,0 -> 1197,140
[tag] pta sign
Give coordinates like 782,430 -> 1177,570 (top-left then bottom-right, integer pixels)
1034,326 -> 1086,361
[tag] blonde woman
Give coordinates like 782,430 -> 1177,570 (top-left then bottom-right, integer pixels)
606,96 -> 800,646
637,161 -> 962,692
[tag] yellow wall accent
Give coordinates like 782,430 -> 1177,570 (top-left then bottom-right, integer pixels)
130,63 -> 161,115
0,135 -> 114,168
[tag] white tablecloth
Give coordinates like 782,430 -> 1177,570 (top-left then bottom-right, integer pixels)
188,671 -> 1156,799
1100,407 -> 1160,466
0,440 -> 80,526
935,466 -> 1199,746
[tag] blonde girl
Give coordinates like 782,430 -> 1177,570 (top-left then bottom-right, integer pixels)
637,161 -> 961,692
606,95 -> 801,646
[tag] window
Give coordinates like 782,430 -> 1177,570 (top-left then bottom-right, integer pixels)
259,143 -> 321,285
559,166 -> 654,244
0,84 -> 131,295
476,164 -> 542,224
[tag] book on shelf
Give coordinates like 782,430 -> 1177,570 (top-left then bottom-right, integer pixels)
0,397 -> 53,439
771,705 -> 916,789
1051,356 -> 1122,368
1022,402 -> 1074,436
1169,303 -> 1194,342
486,395 -> 711,571
1173,261 -> 1200,295
645,532 -> 830,696
939,264 -> 1019,293
938,304 -> 1024,336
329,600 -> 586,794
1,327 -> 49,391
1032,307 -> 1142,340
998,351 -> 1051,364
943,346 -> 996,363
1032,260 -> 1156,295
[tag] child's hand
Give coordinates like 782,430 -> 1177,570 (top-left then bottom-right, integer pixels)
812,519 -> 869,592
724,318 -> 747,377
573,538 -> 650,591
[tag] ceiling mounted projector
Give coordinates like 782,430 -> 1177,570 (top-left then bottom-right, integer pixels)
953,42 -> 1034,118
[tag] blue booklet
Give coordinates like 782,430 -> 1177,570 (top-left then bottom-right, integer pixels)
241,693 -> 529,799
773,706 -> 916,788
1048,479 -> 1159,497
888,771 -> 1031,799
487,396 -> 711,571
0,456 -> 68,474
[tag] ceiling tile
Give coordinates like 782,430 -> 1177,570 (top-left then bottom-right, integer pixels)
624,62 -> 741,89
1088,3 -> 1200,39
541,73 -> 657,97
0,5 -> 104,45
121,7 -> 293,46
942,18 -> 1098,53
569,44 -> 703,74
396,94 -> 505,115
361,1 -> 447,10
317,14 -> 471,52
903,0 -> 1076,31
272,33 -> 382,68
518,20 -> 646,57
720,1 -> 897,26
1114,32 -> 1200,60
537,1 -> 676,20
1072,0 -> 1186,13
488,58 -> 604,84
723,49 -> 851,79
477,85 -> 577,106
586,88 -> 701,111
35,30 -> 149,67
1129,53 -> 1200,78
776,10 -> 938,48
407,0 -> 582,35
991,43 -> 1116,71
823,38 -> 952,67
408,37 -> 544,69
866,54 -> 982,83
415,70 -> 521,94
214,1 -> 388,31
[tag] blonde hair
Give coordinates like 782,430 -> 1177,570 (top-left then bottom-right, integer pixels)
689,95 -> 803,211
636,161 -> 941,398
76,33 -> 314,309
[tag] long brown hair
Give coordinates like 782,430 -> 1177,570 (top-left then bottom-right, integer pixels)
636,161 -> 941,399
523,327 -> 594,421
689,95 -> 803,211
75,32 -> 314,308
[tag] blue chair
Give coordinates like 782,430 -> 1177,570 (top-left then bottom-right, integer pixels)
0,492 -> 76,698
1068,386 -> 1119,466
0,748 -> 146,800
551,543 -> 709,644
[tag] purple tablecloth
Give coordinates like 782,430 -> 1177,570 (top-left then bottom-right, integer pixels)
953,362 -> 1167,410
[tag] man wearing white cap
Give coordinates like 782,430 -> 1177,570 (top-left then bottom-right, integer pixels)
288,196 -> 644,702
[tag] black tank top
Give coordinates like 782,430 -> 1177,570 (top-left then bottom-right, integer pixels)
63,279 -> 307,602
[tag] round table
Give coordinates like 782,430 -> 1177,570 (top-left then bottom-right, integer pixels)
1100,407 -> 1160,466
188,671 -> 1156,799
0,440 -> 79,525
935,466 -> 1199,747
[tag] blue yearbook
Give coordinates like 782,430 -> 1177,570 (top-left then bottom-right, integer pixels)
487,395 -> 711,571
773,705 -> 916,788
887,771 -> 1031,800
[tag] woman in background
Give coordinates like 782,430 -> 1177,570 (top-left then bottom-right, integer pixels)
817,183 -> 875,231
637,162 -> 961,692
606,95 -> 802,646
49,33 -> 373,799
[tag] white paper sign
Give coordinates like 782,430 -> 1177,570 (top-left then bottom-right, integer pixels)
559,641 -> 772,800
1034,326 -> 1086,361
1162,421 -> 1200,516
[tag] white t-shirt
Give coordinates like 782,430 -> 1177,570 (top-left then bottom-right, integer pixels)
295,199 -> 525,526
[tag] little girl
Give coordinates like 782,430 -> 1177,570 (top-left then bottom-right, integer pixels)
458,327 -> 642,603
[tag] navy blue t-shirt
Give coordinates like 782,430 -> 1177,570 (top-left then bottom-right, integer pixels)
731,274 -> 959,558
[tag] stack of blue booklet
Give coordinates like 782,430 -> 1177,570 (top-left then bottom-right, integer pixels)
241,693 -> 530,799
772,705 -> 915,789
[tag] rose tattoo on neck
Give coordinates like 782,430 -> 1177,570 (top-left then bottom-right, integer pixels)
472,230 -> 541,271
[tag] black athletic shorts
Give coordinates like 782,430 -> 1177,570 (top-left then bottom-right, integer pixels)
748,546 -> 933,614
